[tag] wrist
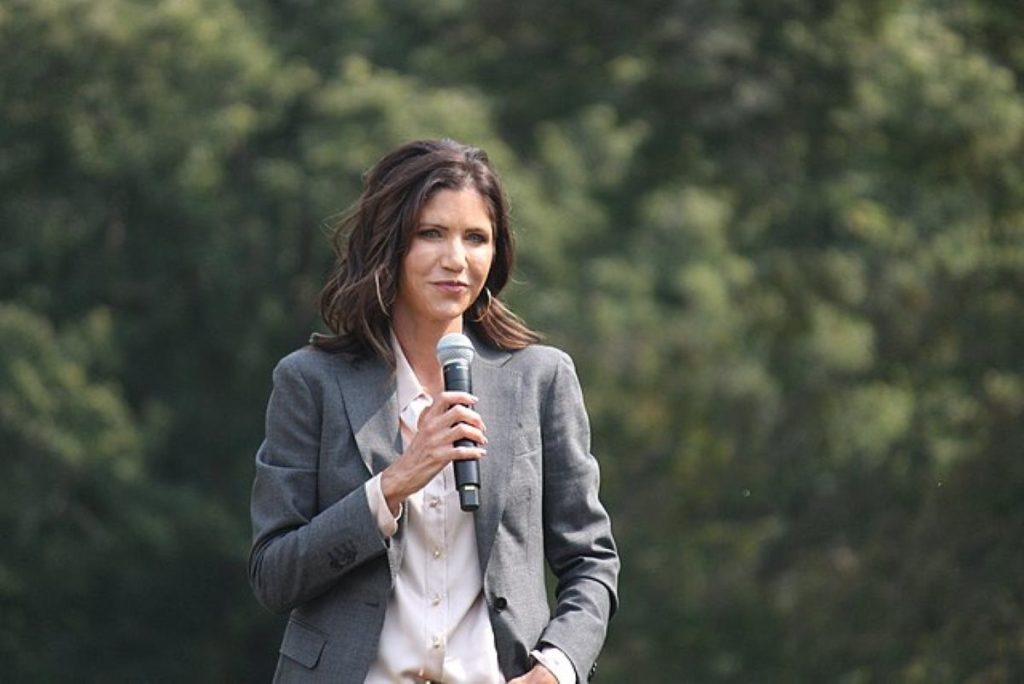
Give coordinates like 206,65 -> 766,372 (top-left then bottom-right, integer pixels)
532,663 -> 558,684
379,468 -> 406,517
530,647 -> 574,684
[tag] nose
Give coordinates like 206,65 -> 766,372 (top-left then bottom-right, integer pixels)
440,235 -> 467,271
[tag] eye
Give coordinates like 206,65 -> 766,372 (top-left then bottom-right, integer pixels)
418,227 -> 443,239
466,231 -> 490,244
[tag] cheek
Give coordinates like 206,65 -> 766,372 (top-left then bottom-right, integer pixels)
401,244 -> 430,276
476,247 -> 496,277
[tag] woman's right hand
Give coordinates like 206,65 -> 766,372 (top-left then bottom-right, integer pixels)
379,391 -> 487,516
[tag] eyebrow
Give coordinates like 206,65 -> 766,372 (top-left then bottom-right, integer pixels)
417,221 -> 493,233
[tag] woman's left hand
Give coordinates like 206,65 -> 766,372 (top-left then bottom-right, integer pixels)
507,663 -> 558,684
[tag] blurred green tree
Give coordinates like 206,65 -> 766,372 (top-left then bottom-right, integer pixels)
1,0 -> 1022,681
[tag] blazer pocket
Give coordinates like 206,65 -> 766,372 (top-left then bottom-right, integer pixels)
279,618 -> 327,669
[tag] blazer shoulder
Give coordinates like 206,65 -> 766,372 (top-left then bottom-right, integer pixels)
273,346 -> 364,385
504,343 -> 577,381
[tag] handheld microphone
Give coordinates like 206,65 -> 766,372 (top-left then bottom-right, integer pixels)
436,332 -> 480,512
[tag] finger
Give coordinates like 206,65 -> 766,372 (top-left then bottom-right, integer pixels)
434,391 -> 478,410
417,412 -> 481,442
447,422 -> 488,445
419,404 -> 486,438
451,445 -> 486,460
444,404 -> 487,431
415,394 -> 471,432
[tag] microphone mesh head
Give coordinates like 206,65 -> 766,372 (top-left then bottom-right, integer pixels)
436,332 -> 475,365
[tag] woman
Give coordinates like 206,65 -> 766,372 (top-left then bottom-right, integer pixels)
249,139 -> 619,683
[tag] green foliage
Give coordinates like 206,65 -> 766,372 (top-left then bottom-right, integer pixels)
2,0 -> 1023,680
0,303 -> 259,679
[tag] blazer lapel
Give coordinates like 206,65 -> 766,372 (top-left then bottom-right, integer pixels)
335,357 -> 401,477
470,347 -> 521,570
334,356 -> 405,583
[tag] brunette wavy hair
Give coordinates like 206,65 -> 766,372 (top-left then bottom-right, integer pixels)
312,138 -> 541,365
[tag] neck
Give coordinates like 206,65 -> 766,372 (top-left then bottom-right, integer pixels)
392,314 -> 463,391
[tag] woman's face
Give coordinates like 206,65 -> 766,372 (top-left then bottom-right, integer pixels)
393,186 -> 495,334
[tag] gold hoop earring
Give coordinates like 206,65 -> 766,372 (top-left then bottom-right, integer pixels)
374,271 -> 389,318
474,287 -> 494,322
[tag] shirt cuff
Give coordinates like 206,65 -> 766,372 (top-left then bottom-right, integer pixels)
363,473 -> 400,538
530,646 -> 576,684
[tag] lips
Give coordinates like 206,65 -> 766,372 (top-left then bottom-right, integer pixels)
433,281 -> 469,293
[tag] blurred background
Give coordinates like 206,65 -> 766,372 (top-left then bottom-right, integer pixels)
2,0 -> 1023,681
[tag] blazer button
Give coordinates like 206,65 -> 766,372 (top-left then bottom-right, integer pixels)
493,596 -> 508,611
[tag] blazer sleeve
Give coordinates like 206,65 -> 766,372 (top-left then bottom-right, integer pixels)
537,351 -> 620,682
248,353 -> 387,615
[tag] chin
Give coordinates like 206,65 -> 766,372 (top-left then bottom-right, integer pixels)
429,306 -> 469,324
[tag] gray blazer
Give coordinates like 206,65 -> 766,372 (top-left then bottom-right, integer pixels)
249,336 -> 619,683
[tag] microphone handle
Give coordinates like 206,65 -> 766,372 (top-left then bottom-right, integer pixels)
443,361 -> 481,511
